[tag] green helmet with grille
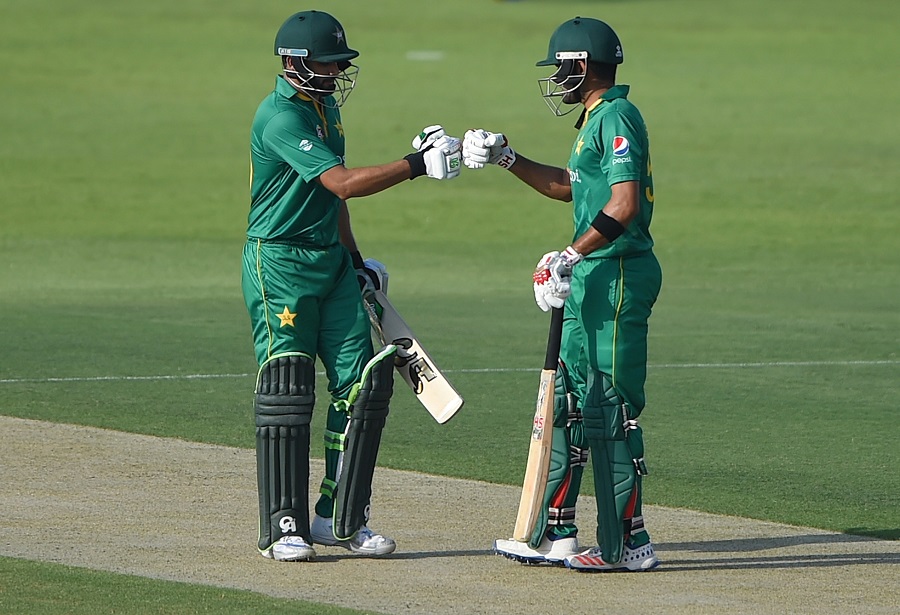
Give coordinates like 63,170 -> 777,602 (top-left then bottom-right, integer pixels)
536,17 -> 623,67
536,17 -> 623,116
274,10 -> 359,64
274,11 -> 359,107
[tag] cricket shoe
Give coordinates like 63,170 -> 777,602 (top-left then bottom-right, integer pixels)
310,515 -> 397,556
564,541 -> 660,572
493,534 -> 580,566
260,535 -> 316,562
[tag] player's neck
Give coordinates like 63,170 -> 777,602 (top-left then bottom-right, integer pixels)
582,87 -> 609,109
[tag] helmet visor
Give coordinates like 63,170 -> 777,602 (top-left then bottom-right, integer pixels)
285,56 -> 359,108
537,52 -> 587,116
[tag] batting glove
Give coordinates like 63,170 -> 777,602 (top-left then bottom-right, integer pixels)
355,257 -> 389,298
532,246 -> 583,312
406,127 -> 462,180
462,129 -> 517,170
412,125 -> 446,152
422,135 -> 462,180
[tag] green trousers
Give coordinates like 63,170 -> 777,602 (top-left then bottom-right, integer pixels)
563,251 -> 662,411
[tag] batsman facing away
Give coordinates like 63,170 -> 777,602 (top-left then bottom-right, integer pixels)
463,16 -> 663,572
241,10 -> 461,563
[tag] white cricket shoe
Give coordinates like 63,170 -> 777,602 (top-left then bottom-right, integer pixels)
564,540 -> 660,572
493,534 -> 580,566
310,514 -> 397,556
260,535 -> 316,562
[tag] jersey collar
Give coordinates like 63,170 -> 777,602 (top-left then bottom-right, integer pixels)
276,74 -> 322,104
574,84 -> 631,129
275,74 -> 300,99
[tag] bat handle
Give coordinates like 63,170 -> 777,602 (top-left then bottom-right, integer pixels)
544,307 -> 564,370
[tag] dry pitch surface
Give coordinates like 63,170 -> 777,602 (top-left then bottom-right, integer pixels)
1,416 -> 897,615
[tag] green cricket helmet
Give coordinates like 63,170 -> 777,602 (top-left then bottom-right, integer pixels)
274,10 -> 359,107
536,17 -> 623,116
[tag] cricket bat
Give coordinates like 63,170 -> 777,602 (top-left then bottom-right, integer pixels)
363,290 -> 464,424
512,306 -> 564,542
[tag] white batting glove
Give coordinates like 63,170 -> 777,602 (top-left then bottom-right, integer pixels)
532,246 -> 583,312
412,125 -> 446,152
462,129 -> 517,170
357,258 -> 389,298
422,135 -> 462,180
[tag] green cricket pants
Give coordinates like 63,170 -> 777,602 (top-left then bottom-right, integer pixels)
241,239 -> 374,399
561,250 -> 663,415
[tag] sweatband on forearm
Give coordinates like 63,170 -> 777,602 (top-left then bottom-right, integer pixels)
590,211 -> 626,242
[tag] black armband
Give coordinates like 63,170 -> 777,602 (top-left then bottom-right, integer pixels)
404,151 -> 426,179
350,250 -> 364,270
591,211 -> 626,242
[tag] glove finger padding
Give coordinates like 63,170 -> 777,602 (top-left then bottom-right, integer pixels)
423,135 -> 462,180
462,129 -> 490,169
533,282 -> 552,312
412,125 -> 446,152
533,250 -> 572,311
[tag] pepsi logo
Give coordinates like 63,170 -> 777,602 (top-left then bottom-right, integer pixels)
613,136 -> 630,157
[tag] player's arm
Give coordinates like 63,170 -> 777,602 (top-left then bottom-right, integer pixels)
337,200 -> 359,252
461,129 -> 571,202
570,180 -> 639,256
339,200 -> 390,296
531,180 -> 638,312
318,162 -> 413,201
506,154 -> 572,202
318,128 -> 462,199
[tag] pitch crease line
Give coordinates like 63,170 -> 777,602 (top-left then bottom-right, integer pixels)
0,360 -> 897,385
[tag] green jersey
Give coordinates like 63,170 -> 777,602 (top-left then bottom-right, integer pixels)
247,75 -> 346,246
567,85 -> 655,258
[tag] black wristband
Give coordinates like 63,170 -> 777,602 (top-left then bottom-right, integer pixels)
404,151 -> 426,179
350,250 -> 364,270
591,211 -> 626,242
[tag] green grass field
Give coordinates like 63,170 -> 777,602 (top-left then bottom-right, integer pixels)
1,0 -> 897,612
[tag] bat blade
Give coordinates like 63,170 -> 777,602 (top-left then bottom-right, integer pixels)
512,307 -> 564,542
365,290 -> 464,424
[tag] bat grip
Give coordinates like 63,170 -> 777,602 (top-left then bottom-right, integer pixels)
544,307 -> 564,370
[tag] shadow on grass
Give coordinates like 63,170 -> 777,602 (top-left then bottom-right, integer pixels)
656,552 -> 899,571
313,549 -> 493,563
844,528 -> 900,541
663,532 -> 897,553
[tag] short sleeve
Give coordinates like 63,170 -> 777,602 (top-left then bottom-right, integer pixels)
597,111 -> 643,184
261,111 -> 343,182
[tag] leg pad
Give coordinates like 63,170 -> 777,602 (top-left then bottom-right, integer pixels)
582,370 -> 645,564
255,355 -> 315,551
333,346 -> 396,540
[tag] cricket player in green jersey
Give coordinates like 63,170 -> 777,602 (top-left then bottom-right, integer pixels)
463,17 -> 662,571
242,9 -> 462,563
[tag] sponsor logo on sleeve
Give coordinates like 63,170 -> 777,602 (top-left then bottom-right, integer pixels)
612,135 -> 632,164
298,139 -> 314,152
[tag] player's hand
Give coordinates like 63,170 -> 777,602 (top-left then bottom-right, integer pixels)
356,258 -> 389,298
532,246 -> 583,312
462,129 -> 517,170
423,135 -> 462,180
357,258 -> 389,295
412,125 -> 446,152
